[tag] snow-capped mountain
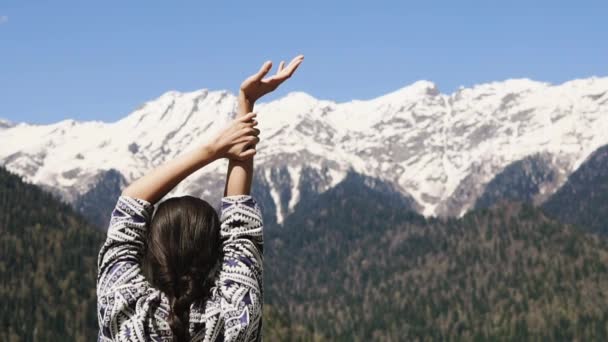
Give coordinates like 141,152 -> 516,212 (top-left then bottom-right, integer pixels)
1,76 -> 607,223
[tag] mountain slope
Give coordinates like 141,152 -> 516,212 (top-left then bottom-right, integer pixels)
266,183 -> 608,340
0,166 -> 105,341
1,77 -> 608,221
73,168 -> 127,229
542,143 -> 608,234
473,152 -> 563,210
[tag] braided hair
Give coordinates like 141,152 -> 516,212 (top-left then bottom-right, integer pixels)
142,196 -> 221,341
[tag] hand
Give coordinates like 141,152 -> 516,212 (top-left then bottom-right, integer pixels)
240,54 -> 304,103
211,112 -> 260,161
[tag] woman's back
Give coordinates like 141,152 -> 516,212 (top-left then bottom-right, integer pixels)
96,54 -> 302,341
97,195 -> 264,341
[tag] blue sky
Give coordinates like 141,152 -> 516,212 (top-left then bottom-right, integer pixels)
0,1 -> 606,124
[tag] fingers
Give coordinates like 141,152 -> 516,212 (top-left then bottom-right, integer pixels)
238,127 -> 260,138
234,124 -> 260,144
263,55 -> 304,84
284,54 -> 304,77
287,54 -> 304,66
253,61 -> 273,81
239,148 -> 257,160
237,134 -> 260,144
238,115 -> 258,131
235,112 -> 259,139
239,112 -> 257,122
233,134 -> 260,161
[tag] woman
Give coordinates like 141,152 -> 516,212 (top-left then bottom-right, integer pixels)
97,55 -> 304,341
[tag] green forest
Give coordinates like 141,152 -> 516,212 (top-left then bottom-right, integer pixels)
2,165 -> 608,341
265,175 -> 608,340
0,166 -> 104,341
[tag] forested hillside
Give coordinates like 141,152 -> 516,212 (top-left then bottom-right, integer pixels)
0,166 -> 104,341
265,177 -> 608,340
4,164 -> 608,341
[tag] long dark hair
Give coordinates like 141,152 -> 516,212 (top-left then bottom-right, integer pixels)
142,195 -> 221,341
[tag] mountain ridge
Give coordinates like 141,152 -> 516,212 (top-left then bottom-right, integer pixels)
1,76 -> 607,222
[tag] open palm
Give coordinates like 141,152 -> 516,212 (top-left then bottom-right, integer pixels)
240,54 -> 304,103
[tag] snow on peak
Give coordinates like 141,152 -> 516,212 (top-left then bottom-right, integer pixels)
373,80 -> 439,103
454,78 -> 547,99
1,76 -> 608,220
405,80 -> 439,95
279,91 -> 318,102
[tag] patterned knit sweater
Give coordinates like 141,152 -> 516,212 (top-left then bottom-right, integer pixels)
97,194 -> 264,341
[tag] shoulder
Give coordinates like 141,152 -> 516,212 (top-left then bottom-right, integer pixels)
219,195 -> 263,226
221,194 -> 257,207
111,195 -> 155,223
221,195 -> 260,213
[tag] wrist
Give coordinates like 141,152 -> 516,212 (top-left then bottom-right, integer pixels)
238,91 -> 255,111
199,142 -> 221,164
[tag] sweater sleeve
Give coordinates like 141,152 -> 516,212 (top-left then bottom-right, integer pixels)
97,195 -> 157,341
200,195 -> 264,341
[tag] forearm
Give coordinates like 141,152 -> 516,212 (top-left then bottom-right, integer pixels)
223,54 -> 303,196
224,92 -> 255,196
122,144 -> 218,204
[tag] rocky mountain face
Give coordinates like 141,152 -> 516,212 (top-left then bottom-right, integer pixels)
473,152 -> 562,211
73,168 -> 127,229
1,77 -> 607,226
542,144 -> 608,235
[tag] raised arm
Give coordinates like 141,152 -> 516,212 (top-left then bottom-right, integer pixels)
224,54 -> 304,196
97,113 -> 260,340
122,112 -> 260,204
